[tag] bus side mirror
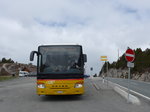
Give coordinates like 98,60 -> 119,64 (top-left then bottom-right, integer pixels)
83,54 -> 87,62
30,51 -> 39,61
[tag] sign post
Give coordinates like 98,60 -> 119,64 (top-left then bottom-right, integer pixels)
125,48 -> 135,103
90,67 -> 93,76
101,56 -> 108,85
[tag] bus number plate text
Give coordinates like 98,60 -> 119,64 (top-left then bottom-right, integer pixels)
57,91 -> 63,93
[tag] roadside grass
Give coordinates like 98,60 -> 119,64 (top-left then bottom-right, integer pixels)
0,76 -> 17,81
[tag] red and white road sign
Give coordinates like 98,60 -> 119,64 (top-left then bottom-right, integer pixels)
125,48 -> 135,62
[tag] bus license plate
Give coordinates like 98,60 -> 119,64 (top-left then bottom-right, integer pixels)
57,91 -> 63,93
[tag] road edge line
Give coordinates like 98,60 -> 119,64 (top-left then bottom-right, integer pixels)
107,80 -> 150,101
92,83 -> 100,90
114,86 -> 140,105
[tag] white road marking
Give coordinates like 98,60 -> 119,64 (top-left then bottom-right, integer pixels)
92,83 -> 100,90
114,86 -> 140,105
108,80 -> 150,101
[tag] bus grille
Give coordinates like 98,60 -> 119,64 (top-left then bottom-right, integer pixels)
50,85 -> 70,89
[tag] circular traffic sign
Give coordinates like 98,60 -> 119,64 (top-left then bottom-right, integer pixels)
125,48 -> 135,62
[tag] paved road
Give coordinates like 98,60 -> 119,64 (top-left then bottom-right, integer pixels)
0,77 -> 149,112
107,77 -> 150,98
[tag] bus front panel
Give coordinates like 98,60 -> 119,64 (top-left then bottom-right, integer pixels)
36,78 -> 84,95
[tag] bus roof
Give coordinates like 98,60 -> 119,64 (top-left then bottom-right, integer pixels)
39,43 -> 82,47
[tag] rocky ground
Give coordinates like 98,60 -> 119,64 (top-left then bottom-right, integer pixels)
101,68 -> 150,82
0,63 -> 36,76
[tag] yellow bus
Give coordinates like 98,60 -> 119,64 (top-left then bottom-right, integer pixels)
30,44 -> 87,95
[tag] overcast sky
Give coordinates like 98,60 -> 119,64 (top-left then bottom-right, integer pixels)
0,0 -> 150,74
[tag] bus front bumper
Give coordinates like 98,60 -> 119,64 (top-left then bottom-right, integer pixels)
37,88 -> 84,95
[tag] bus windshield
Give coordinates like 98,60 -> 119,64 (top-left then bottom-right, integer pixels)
38,46 -> 83,74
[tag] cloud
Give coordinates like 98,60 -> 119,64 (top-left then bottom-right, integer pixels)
0,0 -> 150,74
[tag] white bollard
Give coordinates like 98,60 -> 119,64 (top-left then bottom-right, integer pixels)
102,75 -> 104,83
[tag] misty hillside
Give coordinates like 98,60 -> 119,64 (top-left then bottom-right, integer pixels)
0,58 -> 36,76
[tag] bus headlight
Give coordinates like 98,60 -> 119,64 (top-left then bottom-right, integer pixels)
74,83 -> 83,88
37,84 -> 45,88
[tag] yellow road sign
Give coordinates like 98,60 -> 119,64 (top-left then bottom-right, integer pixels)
101,56 -> 107,58
101,56 -> 108,61
101,59 -> 108,61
